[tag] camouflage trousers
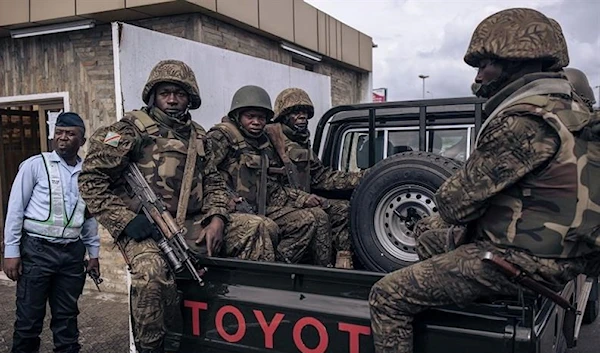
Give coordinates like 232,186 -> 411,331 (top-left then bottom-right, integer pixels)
184,213 -> 279,262
122,213 -> 278,351
326,199 -> 351,253
119,237 -> 182,353
268,206 -> 332,266
369,215 -> 595,353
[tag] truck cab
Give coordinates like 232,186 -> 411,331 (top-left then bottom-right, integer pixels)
314,97 -> 486,172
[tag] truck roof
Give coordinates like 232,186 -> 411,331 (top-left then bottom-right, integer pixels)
325,97 -> 487,124
314,96 -> 487,163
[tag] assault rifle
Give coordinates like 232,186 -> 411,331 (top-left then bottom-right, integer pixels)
124,163 -> 205,286
83,259 -> 103,292
483,252 -> 578,348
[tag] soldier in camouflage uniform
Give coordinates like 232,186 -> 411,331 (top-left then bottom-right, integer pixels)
271,88 -> 366,268
563,68 -> 597,112
78,61 -> 278,353
369,9 -> 600,353
208,85 -> 333,266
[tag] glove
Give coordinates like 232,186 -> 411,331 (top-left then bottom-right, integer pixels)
123,215 -> 159,242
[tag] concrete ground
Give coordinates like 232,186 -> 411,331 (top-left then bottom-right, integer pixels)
0,273 -> 598,353
0,275 -> 129,353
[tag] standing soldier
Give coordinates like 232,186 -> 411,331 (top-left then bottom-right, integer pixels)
208,85 -> 332,266
270,88 -> 366,269
369,9 -> 600,353
3,112 -> 100,353
78,60 -> 278,353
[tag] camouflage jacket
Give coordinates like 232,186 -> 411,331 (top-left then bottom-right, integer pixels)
79,107 -> 229,239
207,122 -> 313,212
435,74 -> 600,258
279,124 -> 365,192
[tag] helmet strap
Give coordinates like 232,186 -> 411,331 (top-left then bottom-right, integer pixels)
283,115 -> 295,129
475,60 -> 543,98
148,91 -> 156,108
475,72 -> 511,98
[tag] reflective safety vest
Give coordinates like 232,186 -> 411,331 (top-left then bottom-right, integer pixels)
23,153 -> 86,239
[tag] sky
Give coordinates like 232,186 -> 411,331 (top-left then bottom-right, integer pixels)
305,0 -> 600,105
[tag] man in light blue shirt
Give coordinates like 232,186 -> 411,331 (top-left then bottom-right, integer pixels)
3,112 -> 100,353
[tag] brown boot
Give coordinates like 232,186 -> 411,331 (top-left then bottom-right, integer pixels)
335,251 -> 354,269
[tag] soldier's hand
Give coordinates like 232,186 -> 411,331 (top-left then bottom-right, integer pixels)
304,194 -> 322,207
3,257 -> 22,281
86,258 -> 100,277
196,216 -> 225,257
123,215 -> 159,242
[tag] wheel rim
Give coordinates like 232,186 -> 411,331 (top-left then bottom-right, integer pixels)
373,184 -> 438,263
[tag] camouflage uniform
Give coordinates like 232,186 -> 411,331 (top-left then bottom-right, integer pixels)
272,88 -> 365,267
79,61 -> 277,352
369,9 -> 600,353
208,85 -> 332,266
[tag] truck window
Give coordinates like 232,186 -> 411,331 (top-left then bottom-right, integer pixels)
340,130 -> 384,172
429,128 -> 469,161
387,129 -> 419,156
339,125 -> 475,171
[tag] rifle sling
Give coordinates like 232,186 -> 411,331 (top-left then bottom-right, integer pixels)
258,152 -> 268,215
264,124 -> 301,189
175,129 -> 198,228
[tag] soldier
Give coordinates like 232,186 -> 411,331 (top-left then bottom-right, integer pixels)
369,9 -> 600,353
270,88 -> 366,268
563,68 -> 597,112
208,85 -> 333,266
78,60 -> 278,353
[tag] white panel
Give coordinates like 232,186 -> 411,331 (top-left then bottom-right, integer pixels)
116,23 -> 331,135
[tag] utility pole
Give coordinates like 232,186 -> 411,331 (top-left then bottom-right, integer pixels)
418,74 -> 429,99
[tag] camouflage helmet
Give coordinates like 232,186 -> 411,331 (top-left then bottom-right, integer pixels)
548,18 -> 570,70
142,60 -> 201,110
464,8 -> 565,70
228,85 -> 274,121
273,88 -> 315,123
564,68 -> 596,110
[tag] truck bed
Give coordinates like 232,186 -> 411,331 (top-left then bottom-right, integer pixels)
176,258 -> 563,353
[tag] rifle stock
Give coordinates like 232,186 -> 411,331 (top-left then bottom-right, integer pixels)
124,164 -> 205,286
482,251 -> 577,348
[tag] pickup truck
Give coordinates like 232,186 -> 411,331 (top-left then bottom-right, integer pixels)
175,97 -> 598,353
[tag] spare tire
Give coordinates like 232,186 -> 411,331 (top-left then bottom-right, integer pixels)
350,151 -> 462,273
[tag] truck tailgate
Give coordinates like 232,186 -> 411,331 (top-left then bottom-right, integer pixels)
176,258 -> 533,353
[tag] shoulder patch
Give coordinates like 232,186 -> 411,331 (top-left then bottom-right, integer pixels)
104,131 -> 122,147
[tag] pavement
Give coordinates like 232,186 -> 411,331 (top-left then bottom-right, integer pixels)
0,272 -> 598,353
0,274 -> 129,353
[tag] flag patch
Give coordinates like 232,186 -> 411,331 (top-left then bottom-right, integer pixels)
104,131 -> 121,147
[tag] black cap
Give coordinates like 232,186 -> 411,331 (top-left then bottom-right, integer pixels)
55,112 -> 85,134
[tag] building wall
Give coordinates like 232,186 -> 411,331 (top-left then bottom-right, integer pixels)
0,0 -> 373,73
0,12 -> 367,293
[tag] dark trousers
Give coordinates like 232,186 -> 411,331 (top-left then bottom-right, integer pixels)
12,235 -> 86,353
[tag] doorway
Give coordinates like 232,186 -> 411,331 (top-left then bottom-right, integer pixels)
0,94 -> 67,268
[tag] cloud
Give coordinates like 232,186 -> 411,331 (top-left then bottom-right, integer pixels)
305,0 -> 600,103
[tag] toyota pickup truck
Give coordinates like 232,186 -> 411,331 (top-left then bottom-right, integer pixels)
175,97 -> 598,353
